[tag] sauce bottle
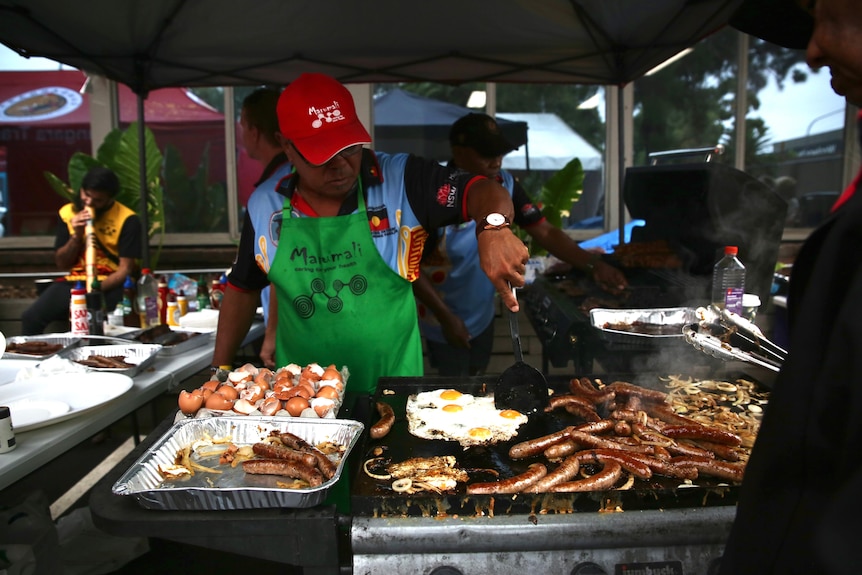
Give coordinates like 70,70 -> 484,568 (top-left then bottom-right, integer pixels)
177,290 -> 188,317
122,275 -> 141,327
157,275 -> 169,326
70,281 -> 89,336
210,278 -> 225,310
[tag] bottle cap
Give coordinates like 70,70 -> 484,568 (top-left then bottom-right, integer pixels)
142,268 -> 151,275
724,246 -> 738,255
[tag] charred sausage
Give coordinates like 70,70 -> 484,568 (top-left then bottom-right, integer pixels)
466,463 -> 548,494
660,424 -> 743,446
252,442 -> 317,468
574,449 -> 652,480
278,432 -> 338,479
549,461 -> 623,492
509,427 -> 574,460
670,456 -> 745,482
524,456 -> 581,493
242,458 -> 325,486
370,401 -> 395,439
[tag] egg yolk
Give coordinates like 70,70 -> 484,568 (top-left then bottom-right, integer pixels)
499,409 -> 523,419
439,389 -> 463,401
468,427 -> 492,440
442,404 -> 463,413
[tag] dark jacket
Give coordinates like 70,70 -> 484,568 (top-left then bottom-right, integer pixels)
720,177 -> 862,574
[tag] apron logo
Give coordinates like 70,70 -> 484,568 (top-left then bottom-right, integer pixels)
293,274 -> 368,318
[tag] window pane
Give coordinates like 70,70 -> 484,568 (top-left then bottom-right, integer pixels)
120,86 -> 229,234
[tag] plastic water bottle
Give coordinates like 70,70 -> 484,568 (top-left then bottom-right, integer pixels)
137,268 -> 160,328
711,246 -> 746,315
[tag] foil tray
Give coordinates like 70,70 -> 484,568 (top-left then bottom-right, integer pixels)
3,335 -> 82,360
124,326 -> 214,356
113,416 -> 364,510
58,344 -> 162,377
590,307 -> 696,347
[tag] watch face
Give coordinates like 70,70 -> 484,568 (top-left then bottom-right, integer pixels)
486,213 -> 506,226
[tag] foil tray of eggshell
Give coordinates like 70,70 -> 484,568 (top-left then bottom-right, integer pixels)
57,343 -> 163,377
112,415 -> 364,510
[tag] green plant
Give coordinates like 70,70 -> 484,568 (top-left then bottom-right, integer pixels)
162,143 -> 228,233
517,157 -> 585,255
43,122 -> 166,266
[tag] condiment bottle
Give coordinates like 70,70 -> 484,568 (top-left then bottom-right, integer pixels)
209,278 -> 225,310
85,279 -> 106,336
157,275 -> 169,326
70,281 -> 89,336
177,290 -> 188,317
196,276 -> 209,311
122,275 -> 141,327
166,293 -> 180,327
137,268 -> 160,327
0,406 -> 16,453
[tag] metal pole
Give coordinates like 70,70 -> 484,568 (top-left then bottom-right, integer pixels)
618,85 -> 626,246
137,95 -> 150,269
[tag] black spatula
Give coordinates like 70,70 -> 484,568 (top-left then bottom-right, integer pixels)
494,285 -> 550,415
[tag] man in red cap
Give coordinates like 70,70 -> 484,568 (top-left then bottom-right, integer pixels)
212,73 -> 530,403
414,112 -> 626,376
721,0 -> 862,572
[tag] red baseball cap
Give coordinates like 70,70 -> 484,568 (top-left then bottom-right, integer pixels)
277,73 -> 372,165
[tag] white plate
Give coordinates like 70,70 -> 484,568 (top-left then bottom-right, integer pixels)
5,399 -> 70,428
0,372 -> 134,431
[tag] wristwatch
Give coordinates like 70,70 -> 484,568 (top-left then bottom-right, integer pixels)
476,212 -> 511,236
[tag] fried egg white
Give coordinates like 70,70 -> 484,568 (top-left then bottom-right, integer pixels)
406,390 -> 528,448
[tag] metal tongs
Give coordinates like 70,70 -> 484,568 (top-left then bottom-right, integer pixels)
695,305 -> 788,367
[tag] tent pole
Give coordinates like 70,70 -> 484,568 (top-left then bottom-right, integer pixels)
617,85 -> 626,247
137,95 -> 150,269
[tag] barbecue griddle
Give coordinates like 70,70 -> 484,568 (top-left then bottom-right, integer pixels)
351,374 -> 761,518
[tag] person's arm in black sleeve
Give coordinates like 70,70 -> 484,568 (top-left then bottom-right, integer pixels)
104,214 -> 142,292
212,211 -> 268,368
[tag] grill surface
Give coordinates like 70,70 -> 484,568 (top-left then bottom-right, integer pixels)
351,374 -> 747,519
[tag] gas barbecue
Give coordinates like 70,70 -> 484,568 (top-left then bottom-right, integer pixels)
349,373 -> 766,575
523,162 -> 786,374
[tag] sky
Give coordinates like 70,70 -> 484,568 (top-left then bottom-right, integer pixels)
0,45 -> 848,143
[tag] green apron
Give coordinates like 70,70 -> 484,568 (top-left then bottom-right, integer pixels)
269,184 -> 424,512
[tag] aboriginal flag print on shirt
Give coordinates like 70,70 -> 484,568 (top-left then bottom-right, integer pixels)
367,206 -> 390,232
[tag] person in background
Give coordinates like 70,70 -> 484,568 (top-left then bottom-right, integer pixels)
720,0 -> 862,572
211,73 -> 529,404
237,87 -> 293,364
413,113 -> 627,376
22,166 -> 142,335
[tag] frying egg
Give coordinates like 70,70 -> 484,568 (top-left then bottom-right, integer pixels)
413,389 -> 475,409
406,389 -> 528,448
